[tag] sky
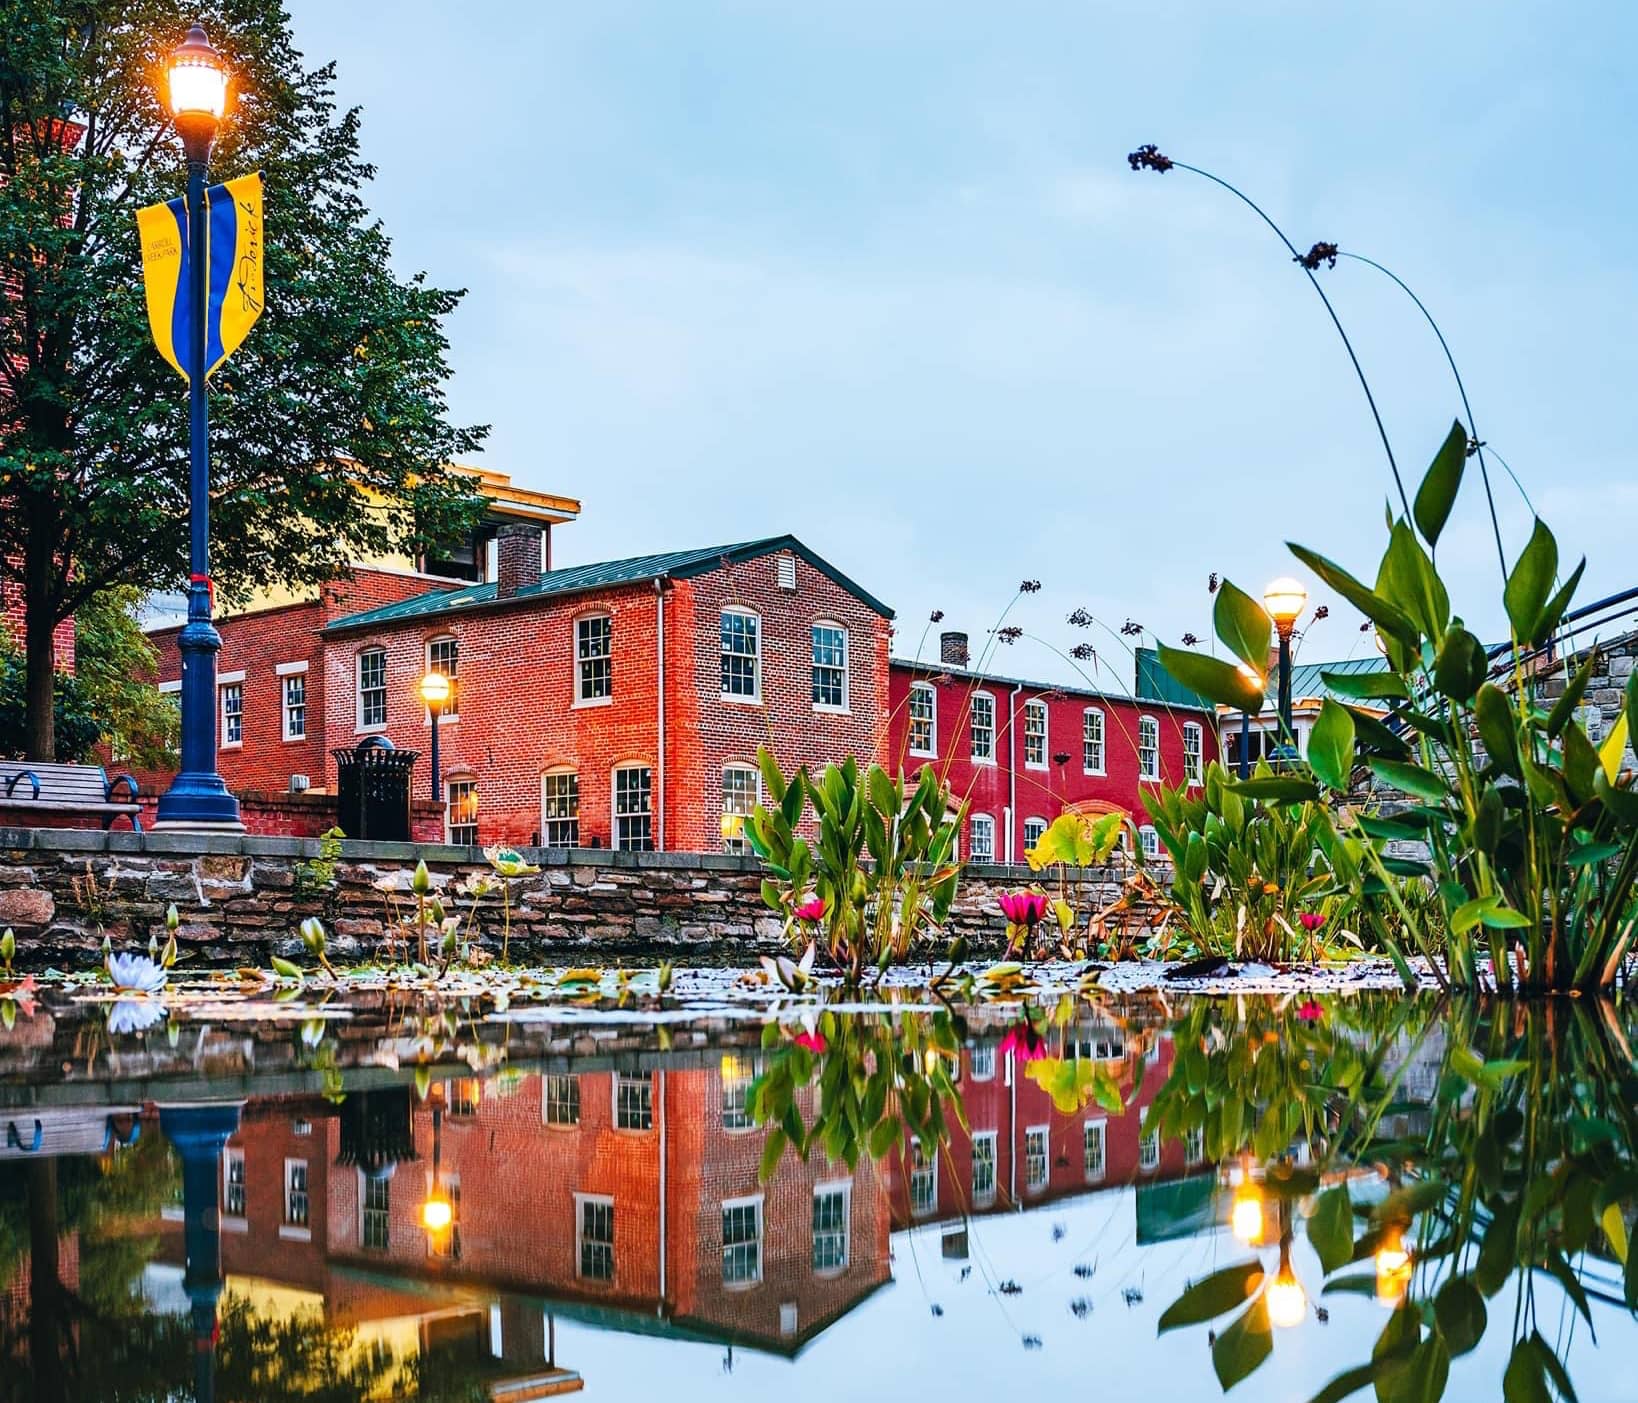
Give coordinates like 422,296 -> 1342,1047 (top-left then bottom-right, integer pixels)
282,0 -> 1638,691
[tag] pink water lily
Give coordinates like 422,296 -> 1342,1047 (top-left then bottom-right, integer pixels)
793,1029 -> 828,1053
998,891 -> 1049,927
793,896 -> 828,923
1297,1000 -> 1324,1022
998,1020 -> 1048,1063
1298,912 -> 1326,933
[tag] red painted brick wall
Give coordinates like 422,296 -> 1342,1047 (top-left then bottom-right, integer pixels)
887,662 -> 1219,862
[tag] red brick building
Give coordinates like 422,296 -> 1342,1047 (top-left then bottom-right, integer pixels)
888,631 -> 1218,865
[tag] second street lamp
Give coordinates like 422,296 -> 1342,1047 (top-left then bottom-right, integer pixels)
420,671 -> 450,803
154,23 -> 241,830
1263,576 -> 1308,764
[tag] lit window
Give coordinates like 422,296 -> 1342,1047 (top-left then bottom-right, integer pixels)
1138,716 -> 1160,781
969,1045 -> 996,1081
720,1054 -> 756,1132
972,1132 -> 998,1205
222,1148 -> 246,1217
1025,1127 -> 1049,1192
910,1139 -> 937,1217
282,673 -> 306,741
721,609 -> 761,701
908,683 -> 936,756
446,779 -> 478,845
722,765 -> 759,854
1023,816 -> 1047,851
427,636 -> 458,717
613,765 -> 653,851
1140,825 -> 1161,859
575,615 -> 612,703
969,813 -> 995,863
1083,708 -> 1105,774
615,1073 -> 652,1131
812,624 -> 848,709
361,1173 -> 389,1250
1139,1131 -> 1160,1172
541,770 -> 579,847
284,1159 -> 309,1226
1183,722 -> 1203,784
219,682 -> 242,747
722,1197 -> 763,1285
1024,699 -> 1047,768
577,1195 -> 614,1281
812,1185 -> 850,1272
445,1077 -> 481,1116
1084,1121 -> 1106,1181
357,648 -> 387,730
970,693 -> 995,762
543,1074 -> 580,1126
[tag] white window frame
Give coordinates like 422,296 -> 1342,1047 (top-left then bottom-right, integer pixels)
908,682 -> 937,757
1023,815 -> 1047,852
1185,1125 -> 1205,1166
968,813 -> 995,864
811,622 -> 849,712
426,635 -> 458,719
613,1072 -> 653,1131
219,679 -> 243,749
1084,1119 -> 1107,1182
720,607 -> 762,704
446,778 -> 478,845
359,1168 -> 390,1251
1023,698 -> 1048,770
910,1138 -> 938,1218
720,1053 -> 757,1133
971,1130 -> 998,1206
969,1044 -> 996,1082
721,1193 -> 764,1287
280,669 -> 306,743
222,1146 -> 246,1221
574,613 -> 613,706
540,768 -> 580,848
721,763 -> 760,855
1140,824 -> 1161,859
1139,1130 -> 1161,1173
1083,707 -> 1105,775
356,648 -> 387,732
1138,715 -> 1161,781
613,764 -> 654,851
1183,721 -> 1203,785
970,691 -> 996,764
575,1193 -> 614,1281
811,1181 -> 851,1274
541,1073 -> 580,1127
1024,1125 -> 1050,1193
281,1157 -> 311,1240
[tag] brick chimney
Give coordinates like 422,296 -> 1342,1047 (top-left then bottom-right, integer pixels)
940,630 -> 970,667
495,523 -> 544,599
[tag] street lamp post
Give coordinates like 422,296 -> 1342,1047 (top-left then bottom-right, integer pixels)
155,25 -> 241,831
1263,577 -> 1308,765
1234,661 -> 1262,780
419,671 -> 449,803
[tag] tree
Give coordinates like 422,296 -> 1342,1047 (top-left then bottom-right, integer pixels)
0,1 -> 486,759
74,585 -> 180,768
0,646 -> 100,760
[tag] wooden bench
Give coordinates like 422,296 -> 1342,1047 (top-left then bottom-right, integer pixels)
0,761 -> 143,830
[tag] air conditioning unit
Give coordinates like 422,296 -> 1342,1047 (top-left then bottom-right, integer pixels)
289,774 -> 311,793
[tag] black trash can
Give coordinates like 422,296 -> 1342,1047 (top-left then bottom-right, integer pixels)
333,736 -> 420,841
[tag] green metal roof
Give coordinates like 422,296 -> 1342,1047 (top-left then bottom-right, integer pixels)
1134,646 -> 1212,710
324,535 -> 894,633
1290,655 -> 1391,703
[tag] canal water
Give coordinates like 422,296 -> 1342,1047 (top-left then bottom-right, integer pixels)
0,984 -> 1631,1401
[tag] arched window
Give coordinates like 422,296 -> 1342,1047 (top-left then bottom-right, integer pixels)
1023,699 -> 1048,769
970,692 -> 996,763
356,647 -> 387,731
720,608 -> 761,701
612,764 -> 653,850
1183,721 -> 1203,784
1139,824 -> 1161,859
1083,707 -> 1105,775
1138,715 -> 1160,780
541,768 -> 579,847
812,622 -> 849,710
575,614 -> 613,704
969,813 -> 995,863
1023,815 -> 1048,852
721,763 -> 760,854
908,682 -> 937,756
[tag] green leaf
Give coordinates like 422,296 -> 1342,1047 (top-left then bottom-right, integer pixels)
1502,1337 -> 1552,1403
1320,669 -> 1410,702
1158,1260 -> 1266,1332
1544,1247 -> 1595,1337
1474,683 -> 1522,777
866,1114 -> 900,1160
758,1127 -> 787,1182
1367,758 -> 1450,803
1309,700 -> 1358,791
270,956 -> 304,980
1223,776 -> 1322,803
1308,1185 -> 1356,1274
1157,642 -> 1266,711
1433,1276 -> 1486,1356
1433,625 -> 1487,702
1535,558 -> 1587,647
1503,519 -> 1558,644
1413,419 -> 1467,547
1349,706 -> 1414,761
1305,1365 -> 1379,1403
1214,581 -> 1275,673
1288,543 -> 1420,647
1378,519 -> 1450,642
1211,1292 -> 1273,1392
1529,1331 -> 1579,1403
1379,1336 -> 1450,1403
1546,648 -> 1600,738
1476,1198 -> 1519,1297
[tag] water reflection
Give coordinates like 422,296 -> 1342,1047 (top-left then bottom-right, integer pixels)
0,991 -> 1632,1401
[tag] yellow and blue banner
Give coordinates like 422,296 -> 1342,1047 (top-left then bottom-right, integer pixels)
136,171 -> 264,382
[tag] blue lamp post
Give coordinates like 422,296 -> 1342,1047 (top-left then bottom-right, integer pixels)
155,25 -> 242,830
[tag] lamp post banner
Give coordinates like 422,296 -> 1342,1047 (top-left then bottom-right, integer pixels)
136,171 -> 264,382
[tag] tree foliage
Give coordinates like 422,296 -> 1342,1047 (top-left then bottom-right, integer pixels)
0,0 -> 487,756
74,585 -> 180,768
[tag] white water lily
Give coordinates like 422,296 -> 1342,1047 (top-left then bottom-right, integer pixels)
106,951 -> 167,995
759,942 -> 817,992
108,1000 -> 167,1035
483,845 -> 540,878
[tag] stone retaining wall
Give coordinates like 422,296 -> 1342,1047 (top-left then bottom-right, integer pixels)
0,827 -> 1150,967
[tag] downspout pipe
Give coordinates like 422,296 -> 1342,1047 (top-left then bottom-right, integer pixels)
655,579 -> 667,852
1006,684 -> 1023,865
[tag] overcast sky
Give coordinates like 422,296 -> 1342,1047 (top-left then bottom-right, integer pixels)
282,0 -> 1636,690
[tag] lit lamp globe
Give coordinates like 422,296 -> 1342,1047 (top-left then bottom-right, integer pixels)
1374,1227 -> 1413,1307
167,25 -> 229,151
1230,1180 -> 1266,1245
420,670 -> 451,713
420,1190 -> 453,1232
1263,577 -> 1308,639
1266,1260 -> 1308,1328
